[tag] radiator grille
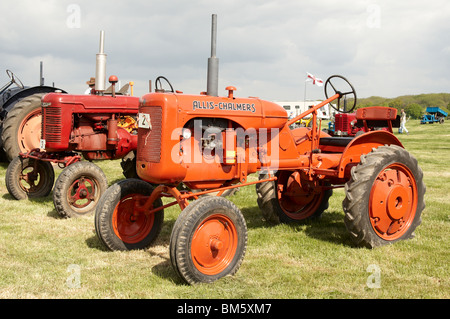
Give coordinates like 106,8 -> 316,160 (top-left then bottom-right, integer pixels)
334,115 -> 343,131
42,105 -> 62,142
137,106 -> 162,163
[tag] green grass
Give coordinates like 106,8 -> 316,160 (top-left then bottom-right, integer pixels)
0,120 -> 448,299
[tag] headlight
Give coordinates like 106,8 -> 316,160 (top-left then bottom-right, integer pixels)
182,128 -> 192,140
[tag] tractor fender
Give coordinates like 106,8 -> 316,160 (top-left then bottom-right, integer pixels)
337,130 -> 403,178
0,86 -> 66,117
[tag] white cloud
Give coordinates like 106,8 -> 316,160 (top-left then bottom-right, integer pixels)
1,0 -> 449,100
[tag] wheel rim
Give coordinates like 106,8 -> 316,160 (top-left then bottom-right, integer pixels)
18,109 -> 41,153
112,194 -> 155,244
191,214 -> 238,275
369,163 -> 418,240
67,176 -> 100,212
18,161 -> 48,193
277,171 -> 323,220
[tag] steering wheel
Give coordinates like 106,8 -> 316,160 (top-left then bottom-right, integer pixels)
155,76 -> 174,93
6,69 -> 25,89
324,75 -> 357,113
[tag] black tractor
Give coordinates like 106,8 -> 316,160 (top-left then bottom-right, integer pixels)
0,65 -> 66,161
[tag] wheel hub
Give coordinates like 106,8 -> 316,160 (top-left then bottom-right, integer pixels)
191,214 -> 237,275
386,186 -> 409,220
19,110 -> 41,153
113,195 -> 155,244
369,163 -> 417,240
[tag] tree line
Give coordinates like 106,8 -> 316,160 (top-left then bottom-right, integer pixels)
354,93 -> 450,119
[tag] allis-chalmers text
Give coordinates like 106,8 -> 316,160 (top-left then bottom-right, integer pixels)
192,100 -> 256,112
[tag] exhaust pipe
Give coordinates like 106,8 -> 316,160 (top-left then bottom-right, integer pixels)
95,30 -> 107,92
40,61 -> 44,86
206,14 -> 219,96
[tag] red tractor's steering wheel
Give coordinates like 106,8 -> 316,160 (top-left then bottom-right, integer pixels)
324,75 -> 357,113
6,69 -> 25,89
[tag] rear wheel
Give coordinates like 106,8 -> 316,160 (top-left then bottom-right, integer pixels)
5,156 -> 54,199
343,145 -> 425,248
53,161 -> 108,218
120,150 -> 138,179
95,179 -> 164,251
170,196 -> 247,284
256,171 -> 332,224
2,93 -> 44,161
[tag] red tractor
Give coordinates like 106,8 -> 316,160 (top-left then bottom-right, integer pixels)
5,31 -> 141,218
94,16 -> 425,285
327,111 -> 400,137
5,77 -> 140,218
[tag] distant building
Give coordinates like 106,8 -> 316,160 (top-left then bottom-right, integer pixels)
273,100 -> 330,120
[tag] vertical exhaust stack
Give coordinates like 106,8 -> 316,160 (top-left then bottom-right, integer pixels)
40,61 -> 44,86
95,30 -> 107,93
206,14 -> 219,97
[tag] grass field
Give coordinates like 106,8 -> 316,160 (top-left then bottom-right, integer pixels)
0,120 -> 448,299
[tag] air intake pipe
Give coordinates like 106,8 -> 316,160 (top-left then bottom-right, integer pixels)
206,14 -> 219,97
95,30 -> 107,93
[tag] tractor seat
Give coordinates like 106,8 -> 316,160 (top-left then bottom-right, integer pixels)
319,136 -> 354,147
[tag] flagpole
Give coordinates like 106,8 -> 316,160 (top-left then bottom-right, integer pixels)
304,72 -> 308,105
304,78 -> 307,104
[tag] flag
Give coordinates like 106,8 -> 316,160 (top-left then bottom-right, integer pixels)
306,72 -> 324,86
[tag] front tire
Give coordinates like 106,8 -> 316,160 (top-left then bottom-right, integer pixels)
169,196 -> 247,284
5,156 -> 54,200
53,161 -> 108,218
95,179 -> 164,251
343,145 -> 425,248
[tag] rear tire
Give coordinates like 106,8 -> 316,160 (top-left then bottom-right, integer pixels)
2,93 -> 44,161
5,156 -> 54,200
256,171 -> 332,224
95,179 -> 164,251
169,196 -> 247,284
120,150 -> 138,179
343,145 -> 425,248
53,161 -> 108,218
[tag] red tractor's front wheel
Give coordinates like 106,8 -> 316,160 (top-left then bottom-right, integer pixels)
5,156 -> 54,200
343,145 -> 425,248
95,179 -> 164,251
53,161 -> 108,218
169,196 -> 247,284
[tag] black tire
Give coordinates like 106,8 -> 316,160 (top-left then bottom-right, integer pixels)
169,198 -> 205,280
95,178 -> 164,251
2,93 -> 44,161
0,121 -> 8,162
256,171 -> 332,224
169,196 -> 247,284
120,150 -> 138,179
53,161 -> 108,218
343,145 -> 425,248
5,156 -> 54,200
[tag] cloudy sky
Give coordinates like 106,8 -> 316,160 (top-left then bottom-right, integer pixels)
1,0 -> 449,102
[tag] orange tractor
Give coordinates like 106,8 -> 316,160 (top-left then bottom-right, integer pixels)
94,15 -> 425,284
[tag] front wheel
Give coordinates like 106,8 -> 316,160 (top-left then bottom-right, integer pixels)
343,145 -> 425,248
53,161 -> 108,218
95,179 -> 164,251
169,196 -> 247,284
5,156 -> 54,200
